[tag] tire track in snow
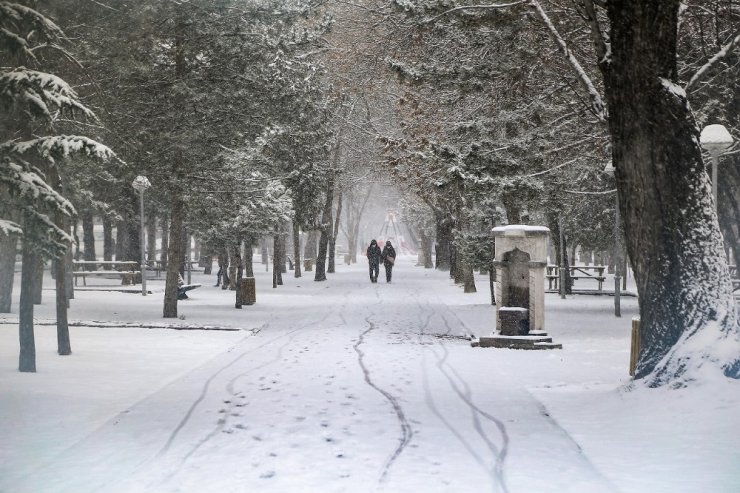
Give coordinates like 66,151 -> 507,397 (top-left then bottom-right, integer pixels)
433,315 -> 510,493
412,296 -> 495,487
354,314 -> 413,484
411,290 -> 509,493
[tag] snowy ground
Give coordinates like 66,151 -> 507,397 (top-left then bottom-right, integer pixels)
1,258 -> 738,493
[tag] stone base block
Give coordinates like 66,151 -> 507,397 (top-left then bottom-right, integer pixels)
477,333 -> 562,350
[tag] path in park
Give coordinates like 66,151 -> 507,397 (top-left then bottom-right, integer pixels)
1,258 -> 628,493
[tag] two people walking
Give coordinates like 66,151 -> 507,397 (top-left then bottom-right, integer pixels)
366,239 -> 396,283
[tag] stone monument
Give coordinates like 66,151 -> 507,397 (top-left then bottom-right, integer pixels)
477,225 -> 562,350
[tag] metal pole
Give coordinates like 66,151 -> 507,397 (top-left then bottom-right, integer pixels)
711,152 -> 719,212
558,215 -> 566,299
140,190 -> 146,296
614,193 -> 621,317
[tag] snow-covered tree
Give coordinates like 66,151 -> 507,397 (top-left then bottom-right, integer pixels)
0,1 -> 115,371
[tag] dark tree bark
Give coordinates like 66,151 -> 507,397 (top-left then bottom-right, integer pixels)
55,242 -> 71,356
314,175 -> 335,282
547,213 -> 573,294
227,244 -> 237,290
293,222 -> 302,278
718,163 -> 740,269
146,213 -> 157,263
19,236 -> 36,372
328,191 -> 343,274
304,230 -> 318,268
160,212 -> 169,271
32,255 -> 43,305
0,234 -> 17,312
273,233 -> 283,286
418,231 -> 433,269
434,213 -> 452,271
102,215 -> 114,268
502,194 -> 522,224
115,221 -> 126,261
596,0 -> 739,383
234,240 -> 244,308
163,197 -> 185,318
244,235 -> 254,277
82,210 -> 96,266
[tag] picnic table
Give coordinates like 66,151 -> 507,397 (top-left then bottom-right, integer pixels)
149,259 -> 200,277
72,261 -> 140,286
546,265 -> 607,291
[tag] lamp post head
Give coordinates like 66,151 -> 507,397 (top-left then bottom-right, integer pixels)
132,175 -> 151,193
700,124 -> 734,154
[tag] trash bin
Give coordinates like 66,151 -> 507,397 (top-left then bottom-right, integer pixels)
236,277 -> 256,308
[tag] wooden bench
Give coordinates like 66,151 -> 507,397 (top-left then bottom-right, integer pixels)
547,265 -> 607,291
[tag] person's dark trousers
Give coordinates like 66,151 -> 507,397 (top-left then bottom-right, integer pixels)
385,264 -> 392,282
369,262 -> 379,282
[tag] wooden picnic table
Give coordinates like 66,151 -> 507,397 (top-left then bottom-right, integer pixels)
72,261 -> 140,286
546,265 -> 607,291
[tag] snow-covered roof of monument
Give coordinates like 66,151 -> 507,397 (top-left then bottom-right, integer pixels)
492,225 -> 550,235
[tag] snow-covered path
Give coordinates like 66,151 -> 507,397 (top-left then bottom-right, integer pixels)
2,258 -> 737,493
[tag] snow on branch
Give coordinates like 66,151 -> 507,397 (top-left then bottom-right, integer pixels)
0,219 -> 22,238
0,68 -> 97,120
423,1 -> 527,23
685,31 -> 740,92
0,158 -> 76,217
529,0 -> 607,121
5,135 -> 116,164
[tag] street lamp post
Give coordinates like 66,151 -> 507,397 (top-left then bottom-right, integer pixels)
700,124 -> 734,211
132,176 -> 151,296
604,161 -> 621,317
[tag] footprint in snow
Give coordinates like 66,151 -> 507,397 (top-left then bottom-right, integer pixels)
260,471 -> 276,479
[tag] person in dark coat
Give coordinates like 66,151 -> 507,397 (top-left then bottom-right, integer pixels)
381,240 -> 396,283
366,239 -> 382,283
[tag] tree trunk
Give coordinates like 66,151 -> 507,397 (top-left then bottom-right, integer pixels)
115,221 -> 126,261
0,234 -> 17,313
234,240 -> 244,307
314,175 -> 335,282
244,236 -> 254,277
102,215 -> 114,267
600,0 -> 739,383
55,242 -> 71,356
32,255 -> 43,305
82,210 -> 96,265
502,194 -> 522,224
146,212 -> 156,263
420,232 -> 434,269
435,213 -> 452,271
273,233 -> 283,285
160,212 -> 169,271
547,213 -> 573,294
19,236 -> 36,372
304,230 -> 318,267
163,197 -> 184,318
227,244 -> 237,290
278,231 -> 287,274
293,222 -> 302,278
328,191 -> 343,274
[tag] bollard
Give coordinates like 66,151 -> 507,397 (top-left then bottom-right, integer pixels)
629,317 -> 640,376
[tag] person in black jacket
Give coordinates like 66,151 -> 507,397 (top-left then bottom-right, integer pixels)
366,239 -> 382,283
381,240 -> 396,283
